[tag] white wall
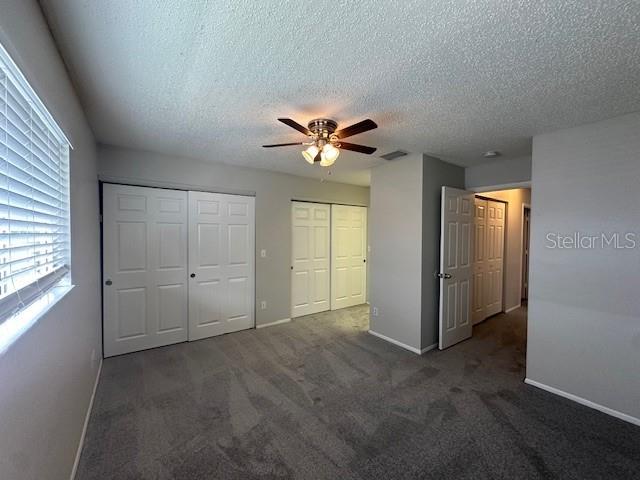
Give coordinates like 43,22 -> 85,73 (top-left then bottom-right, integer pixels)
528,112 -> 640,423
369,155 -> 424,350
466,156 -> 531,190
0,1 -> 101,479
369,154 -> 464,352
97,145 -> 369,327
480,188 -> 531,312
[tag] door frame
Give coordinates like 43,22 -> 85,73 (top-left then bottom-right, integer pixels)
99,181 -> 257,357
521,203 -> 531,301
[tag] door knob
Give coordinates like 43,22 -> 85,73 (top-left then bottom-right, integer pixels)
435,272 -> 452,279
190,273 -> 196,278
105,279 -> 113,286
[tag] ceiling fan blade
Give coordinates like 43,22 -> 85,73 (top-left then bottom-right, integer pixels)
314,150 -> 322,163
338,142 -> 377,155
262,142 -> 304,148
278,118 -> 311,136
335,119 -> 377,139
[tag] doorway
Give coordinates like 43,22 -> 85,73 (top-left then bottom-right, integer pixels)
438,186 -> 531,350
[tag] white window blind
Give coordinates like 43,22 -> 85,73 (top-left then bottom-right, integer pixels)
0,44 -> 71,323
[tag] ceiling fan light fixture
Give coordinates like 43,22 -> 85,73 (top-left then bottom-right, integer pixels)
319,151 -> 336,167
302,145 -> 319,164
321,143 -> 340,166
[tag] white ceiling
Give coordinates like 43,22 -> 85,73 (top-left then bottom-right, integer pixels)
40,1 -> 640,186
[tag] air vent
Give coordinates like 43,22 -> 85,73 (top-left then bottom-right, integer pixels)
380,150 -> 408,161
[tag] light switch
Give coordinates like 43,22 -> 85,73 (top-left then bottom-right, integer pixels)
260,249 -> 267,258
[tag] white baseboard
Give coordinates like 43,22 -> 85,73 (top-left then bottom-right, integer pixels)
505,303 -> 522,314
256,318 -> 291,329
524,378 -> 640,427
368,330 -> 435,355
420,342 -> 438,354
70,359 -> 102,480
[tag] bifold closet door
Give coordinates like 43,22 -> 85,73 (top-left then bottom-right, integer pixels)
103,184 -> 188,357
188,191 -> 255,340
484,200 -> 505,317
331,204 -> 367,310
471,197 -> 487,324
291,202 -> 331,318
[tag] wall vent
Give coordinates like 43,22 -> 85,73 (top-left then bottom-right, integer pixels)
379,150 -> 408,161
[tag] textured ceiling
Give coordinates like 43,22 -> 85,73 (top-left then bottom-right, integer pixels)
40,0 -> 640,186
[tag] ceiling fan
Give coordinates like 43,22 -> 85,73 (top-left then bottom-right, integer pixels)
263,118 -> 377,167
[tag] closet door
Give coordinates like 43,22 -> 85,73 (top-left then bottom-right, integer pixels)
472,197 -> 487,324
485,200 -> 505,317
188,191 -> 255,340
331,205 -> 367,310
291,202 -> 331,318
103,184 -> 188,357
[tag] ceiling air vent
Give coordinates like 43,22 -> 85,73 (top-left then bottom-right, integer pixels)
379,150 -> 408,161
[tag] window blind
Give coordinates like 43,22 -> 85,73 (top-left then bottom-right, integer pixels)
0,44 -> 71,323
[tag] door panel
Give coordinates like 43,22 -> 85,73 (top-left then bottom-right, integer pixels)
291,202 -> 331,317
439,186 -> 474,350
103,184 -> 188,357
472,198 -> 487,324
188,191 -> 255,340
331,205 -> 367,310
485,200 -> 505,317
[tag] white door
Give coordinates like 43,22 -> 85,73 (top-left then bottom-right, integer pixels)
291,202 -> 331,318
484,200 -> 505,317
472,197 -> 487,324
188,191 -> 255,341
103,184 -> 188,357
522,207 -> 530,300
438,186 -> 473,350
331,204 -> 367,310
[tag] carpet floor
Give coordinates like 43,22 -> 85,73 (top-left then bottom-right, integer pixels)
77,306 -> 640,479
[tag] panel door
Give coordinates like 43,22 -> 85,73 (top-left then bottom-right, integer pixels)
472,197 -> 487,325
438,186 -> 473,350
291,202 -> 331,318
331,204 -> 367,310
103,184 -> 188,357
485,200 -> 505,317
188,191 -> 255,340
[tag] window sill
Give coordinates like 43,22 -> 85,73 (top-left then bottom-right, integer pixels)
0,284 -> 75,355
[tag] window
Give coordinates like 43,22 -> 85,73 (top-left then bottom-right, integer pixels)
0,43 -> 71,324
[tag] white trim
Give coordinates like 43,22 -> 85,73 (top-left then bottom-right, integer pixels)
369,330 -> 428,355
520,202 -> 531,303
468,181 -> 531,193
256,318 -> 291,329
505,304 -> 521,314
524,378 -> 640,427
70,359 -> 102,480
420,342 -> 438,354
99,176 -> 256,198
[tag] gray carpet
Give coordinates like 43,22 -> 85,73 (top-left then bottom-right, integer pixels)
78,306 -> 640,479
